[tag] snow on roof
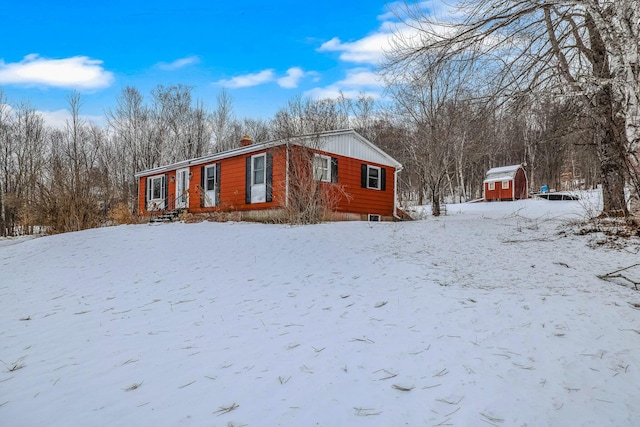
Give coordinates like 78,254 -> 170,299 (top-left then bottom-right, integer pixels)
484,164 -> 523,183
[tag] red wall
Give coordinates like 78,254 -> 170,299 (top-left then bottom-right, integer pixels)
325,152 -> 395,216
138,145 -> 396,217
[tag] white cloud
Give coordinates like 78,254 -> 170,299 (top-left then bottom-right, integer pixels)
0,54 -> 113,89
318,32 -> 395,64
304,87 -> 382,101
338,69 -> 384,87
303,68 -> 384,101
215,69 -> 276,88
39,109 -> 106,130
318,2 -> 461,66
157,56 -> 200,70
277,67 -> 319,89
277,67 -> 306,89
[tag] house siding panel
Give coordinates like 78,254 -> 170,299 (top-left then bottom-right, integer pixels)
324,152 -> 395,216
187,148 -> 287,214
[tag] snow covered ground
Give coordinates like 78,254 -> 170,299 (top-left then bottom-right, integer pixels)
1,194 -> 640,426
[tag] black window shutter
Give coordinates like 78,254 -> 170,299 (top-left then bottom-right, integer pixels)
245,156 -> 252,204
216,163 -> 221,206
163,174 -> 169,209
200,166 -> 205,207
331,157 -> 338,183
361,164 -> 367,188
266,152 -> 273,202
381,168 -> 387,191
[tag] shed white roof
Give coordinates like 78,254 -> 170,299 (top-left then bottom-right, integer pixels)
484,164 -> 523,183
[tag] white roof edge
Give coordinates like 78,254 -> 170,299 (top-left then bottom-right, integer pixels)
349,130 -> 403,168
484,176 -> 515,183
134,129 -> 402,177
486,164 -> 523,174
134,140 -> 281,177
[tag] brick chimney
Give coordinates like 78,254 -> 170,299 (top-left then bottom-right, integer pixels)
240,135 -> 253,147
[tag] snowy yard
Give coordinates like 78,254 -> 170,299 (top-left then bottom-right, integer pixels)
1,196 -> 640,426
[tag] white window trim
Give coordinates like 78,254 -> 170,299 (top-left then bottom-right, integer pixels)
368,214 -> 381,222
501,180 -> 509,189
146,175 -> 165,211
203,164 -> 217,207
252,153 -> 266,186
488,182 -> 495,191
204,164 -> 216,192
367,165 -> 382,190
313,154 -> 331,182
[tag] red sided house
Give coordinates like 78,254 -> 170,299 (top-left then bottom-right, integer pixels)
483,164 -> 528,201
135,129 -> 403,221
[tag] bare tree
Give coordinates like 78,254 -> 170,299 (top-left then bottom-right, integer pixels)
270,96 -> 352,223
210,89 -> 239,152
0,92 -> 11,236
387,0 -> 639,216
41,93 -> 101,232
271,95 -> 350,139
385,53 -> 474,215
106,86 -> 151,207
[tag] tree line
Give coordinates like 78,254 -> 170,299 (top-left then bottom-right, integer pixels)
0,84 -> 603,235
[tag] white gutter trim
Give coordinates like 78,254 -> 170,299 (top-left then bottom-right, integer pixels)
134,141 -> 281,178
393,166 -> 404,220
285,142 -> 290,208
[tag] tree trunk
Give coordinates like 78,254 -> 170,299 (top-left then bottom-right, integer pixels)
0,179 -> 5,237
431,192 -> 441,216
595,113 -> 628,216
586,14 -> 629,216
431,182 -> 441,216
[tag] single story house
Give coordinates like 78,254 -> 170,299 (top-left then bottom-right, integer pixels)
135,129 -> 403,221
483,164 -> 528,201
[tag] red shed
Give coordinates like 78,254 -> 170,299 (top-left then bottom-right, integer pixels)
483,164 -> 528,201
135,129 -> 403,221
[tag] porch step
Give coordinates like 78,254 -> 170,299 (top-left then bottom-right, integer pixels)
149,209 -> 181,223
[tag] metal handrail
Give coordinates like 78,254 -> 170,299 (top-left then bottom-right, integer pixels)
148,192 -> 188,221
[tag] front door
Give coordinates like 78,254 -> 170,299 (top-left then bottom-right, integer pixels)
175,168 -> 190,209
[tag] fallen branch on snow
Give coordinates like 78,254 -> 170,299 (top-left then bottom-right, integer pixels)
597,263 -> 640,291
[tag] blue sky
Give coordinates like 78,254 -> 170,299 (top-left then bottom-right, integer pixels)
0,0 -> 419,127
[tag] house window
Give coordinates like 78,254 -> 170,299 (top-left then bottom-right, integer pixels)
488,182 -> 495,191
367,165 -> 381,189
246,153 -> 272,204
313,154 -> 331,182
150,176 -> 163,199
502,180 -> 509,189
252,154 -> 265,185
361,164 -> 386,190
368,214 -> 381,222
205,165 -> 216,191
201,164 -> 219,208
146,175 -> 166,210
